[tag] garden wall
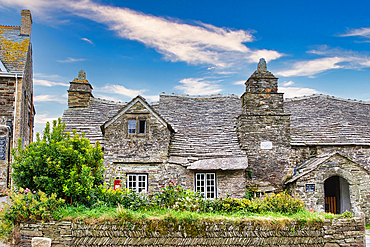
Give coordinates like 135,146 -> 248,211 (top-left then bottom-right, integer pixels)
18,217 -> 365,247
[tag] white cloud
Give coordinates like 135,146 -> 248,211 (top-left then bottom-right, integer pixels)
96,84 -> 144,98
282,81 -> 294,86
175,78 -> 222,95
34,113 -> 59,124
34,94 -> 66,104
340,28 -> 370,38
57,57 -> 86,63
81,37 -> 93,44
277,47 -> 370,77
0,0 -> 283,68
276,57 -> 345,77
233,80 -> 245,85
279,87 -> 320,98
34,79 -> 69,87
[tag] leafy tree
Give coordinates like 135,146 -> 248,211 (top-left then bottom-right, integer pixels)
11,118 -> 105,205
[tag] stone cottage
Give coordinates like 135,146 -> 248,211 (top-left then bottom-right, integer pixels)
62,59 -> 370,222
0,10 -> 35,191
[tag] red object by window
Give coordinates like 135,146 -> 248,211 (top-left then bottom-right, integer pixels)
114,180 -> 121,190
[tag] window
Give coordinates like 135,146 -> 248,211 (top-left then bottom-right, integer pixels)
128,119 -> 146,134
139,120 -> 146,133
127,174 -> 147,192
128,120 -> 136,134
195,173 -> 216,199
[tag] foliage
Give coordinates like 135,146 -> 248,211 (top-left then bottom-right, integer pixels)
0,188 -> 64,222
11,118 -> 105,205
96,185 -> 150,210
340,210 -> 353,219
261,192 -> 305,214
96,182 -> 305,215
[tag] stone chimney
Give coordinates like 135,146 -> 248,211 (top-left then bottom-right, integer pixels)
237,58 -> 291,191
68,70 -> 94,108
20,10 -> 32,36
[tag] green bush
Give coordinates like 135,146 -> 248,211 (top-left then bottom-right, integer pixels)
0,188 -> 64,222
11,118 -> 105,205
261,192 -> 305,214
96,185 -> 150,210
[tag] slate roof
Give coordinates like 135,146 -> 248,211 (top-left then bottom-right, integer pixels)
284,95 -> 370,145
62,93 -> 370,158
0,25 -> 30,73
157,94 -> 246,160
285,153 -> 334,184
187,157 -> 248,170
62,98 -> 125,146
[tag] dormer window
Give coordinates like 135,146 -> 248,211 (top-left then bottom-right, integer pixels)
128,120 -> 136,133
139,120 -> 146,133
128,119 -> 147,134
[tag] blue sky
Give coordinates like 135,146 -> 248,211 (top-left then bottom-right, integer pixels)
0,0 -> 370,135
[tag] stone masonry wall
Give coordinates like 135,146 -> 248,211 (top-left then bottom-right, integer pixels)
292,145 -> 370,171
237,114 -> 291,190
288,154 -> 370,224
19,217 -> 365,246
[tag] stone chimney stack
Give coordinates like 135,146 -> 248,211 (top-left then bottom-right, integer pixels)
237,58 -> 291,191
68,70 -> 94,108
20,10 -> 32,36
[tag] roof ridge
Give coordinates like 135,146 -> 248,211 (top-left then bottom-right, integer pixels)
285,94 -> 370,105
160,92 -> 240,99
0,25 -> 20,29
93,97 -> 126,105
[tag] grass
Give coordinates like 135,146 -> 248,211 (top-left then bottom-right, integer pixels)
366,224 -> 370,229
53,204 -> 342,225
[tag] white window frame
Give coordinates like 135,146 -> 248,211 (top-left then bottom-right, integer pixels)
128,120 -> 136,134
195,172 -> 216,199
127,174 -> 148,192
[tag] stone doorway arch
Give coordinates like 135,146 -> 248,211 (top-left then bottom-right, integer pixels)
324,176 -> 350,214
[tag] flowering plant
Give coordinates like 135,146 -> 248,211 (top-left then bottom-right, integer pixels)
0,188 -> 64,222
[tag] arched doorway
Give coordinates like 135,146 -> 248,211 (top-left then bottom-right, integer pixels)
324,176 -> 350,214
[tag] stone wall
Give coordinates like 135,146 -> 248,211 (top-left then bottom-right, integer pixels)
18,217 -> 365,246
287,153 -> 370,224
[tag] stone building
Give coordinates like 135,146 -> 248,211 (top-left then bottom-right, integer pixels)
0,10 -> 35,191
62,59 -> 370,222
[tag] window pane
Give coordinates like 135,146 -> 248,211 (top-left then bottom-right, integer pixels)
139,120 -> 146,133
128,120 -> 136,134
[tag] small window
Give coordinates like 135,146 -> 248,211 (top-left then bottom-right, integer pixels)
127,174 -> 147,192
139,120 -> 146,133
195,173 -> 216,199
128,120 -> 136,134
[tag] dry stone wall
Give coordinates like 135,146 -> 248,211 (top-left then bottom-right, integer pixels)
18,217 -> 365,246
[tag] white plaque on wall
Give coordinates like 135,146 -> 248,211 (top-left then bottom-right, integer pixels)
260,141 -> 272,149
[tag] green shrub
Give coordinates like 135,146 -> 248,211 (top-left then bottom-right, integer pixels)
0,188 -> 64,222
96,185 -> 150,210
261,192 -> 305,214
11,118 -> 105,205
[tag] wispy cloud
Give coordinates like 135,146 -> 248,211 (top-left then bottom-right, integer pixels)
34,113 -> 59,124
175,78 -> 222,95
34,94 -> 66,104
282,81 -> 294,86
233,80 -> 245,85
276,47 -> 370,77
339,27 -> 370,39
57,57 -> 86,63
279,86 -> 320,98
81,37 -> 94,44
0,0 -> 283,69
34,79 -> 69,87
96,84 -> 143,98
